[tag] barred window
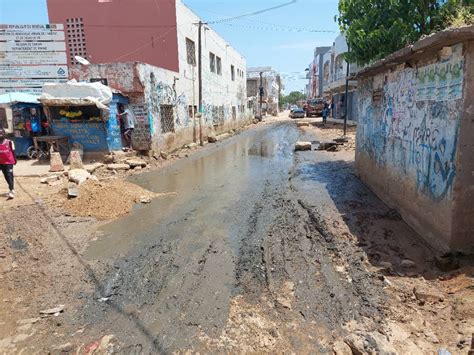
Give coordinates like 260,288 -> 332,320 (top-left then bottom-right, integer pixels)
186,38 -> 196,66
160,105 -> 175,133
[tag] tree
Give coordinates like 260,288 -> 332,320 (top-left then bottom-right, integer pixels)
337,0 -> 472,65
280,91 -> 306,107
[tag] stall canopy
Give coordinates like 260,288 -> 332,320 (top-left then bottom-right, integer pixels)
0,93 -> 39,107
39,81 -> 113,110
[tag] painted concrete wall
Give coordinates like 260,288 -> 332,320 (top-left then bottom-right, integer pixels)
355,43 -> 472,251
47,0 -> 179,71
176,0 -> 248,128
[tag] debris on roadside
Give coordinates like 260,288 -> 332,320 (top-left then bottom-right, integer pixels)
49,152 -> 65,172
106,163 -> 130,171
40,305 -> 65,316
68,168 -> 93,185
295,141 -> 312,151
57,179 -> 157,219
296,122 -> 309,127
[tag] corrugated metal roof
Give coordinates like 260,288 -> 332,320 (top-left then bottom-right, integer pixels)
0,93 -> 39,105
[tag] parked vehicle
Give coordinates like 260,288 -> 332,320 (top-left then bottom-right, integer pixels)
289,104 -> 298,112
303,98 -> 325,117
289,108 -> 305,119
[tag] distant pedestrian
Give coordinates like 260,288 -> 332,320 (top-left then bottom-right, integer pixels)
118,104 -> 137,151
322,102 -> 329,124
0,128 -> 16,199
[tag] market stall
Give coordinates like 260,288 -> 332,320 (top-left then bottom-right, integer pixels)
0,93 -> 48,158
40,81 -> 127,156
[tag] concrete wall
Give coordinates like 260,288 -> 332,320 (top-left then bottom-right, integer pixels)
47,0 -> 179,71
176,0 -> 249,130
355,42 -> 473,252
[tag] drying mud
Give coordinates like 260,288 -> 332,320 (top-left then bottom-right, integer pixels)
1,118 -> 473,353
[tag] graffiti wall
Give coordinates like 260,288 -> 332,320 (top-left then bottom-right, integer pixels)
356,46 -> 464,201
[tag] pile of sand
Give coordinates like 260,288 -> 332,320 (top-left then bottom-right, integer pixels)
63,179 -> 156,220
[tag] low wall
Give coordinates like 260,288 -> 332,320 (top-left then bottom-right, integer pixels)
355,39 -> 473,252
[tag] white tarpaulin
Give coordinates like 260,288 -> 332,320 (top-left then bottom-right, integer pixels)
40,81 -> 113,110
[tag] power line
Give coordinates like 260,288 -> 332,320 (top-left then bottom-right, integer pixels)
207,0 -> 297,24
219,22 -> 335,33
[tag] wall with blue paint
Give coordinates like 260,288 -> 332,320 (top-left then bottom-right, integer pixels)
355,43 -> 467,251
107,94 -> 128,151
52,120 -> 109,152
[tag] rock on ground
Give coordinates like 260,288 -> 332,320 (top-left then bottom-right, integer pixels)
295,141 -> 312,151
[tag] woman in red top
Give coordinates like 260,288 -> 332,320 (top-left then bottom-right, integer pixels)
0,128 -> 16,199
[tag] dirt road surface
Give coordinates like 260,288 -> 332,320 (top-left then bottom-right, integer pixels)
1,116 -> 473,353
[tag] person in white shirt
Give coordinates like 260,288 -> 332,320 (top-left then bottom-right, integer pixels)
117,104 -> 137,151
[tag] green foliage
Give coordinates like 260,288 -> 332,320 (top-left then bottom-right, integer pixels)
280,91 -> 306,106
337,0 -> 473,65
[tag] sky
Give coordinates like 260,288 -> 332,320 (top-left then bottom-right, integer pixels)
0,0 -> 340,93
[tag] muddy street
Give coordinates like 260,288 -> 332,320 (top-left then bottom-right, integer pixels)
1,119 -> 473,354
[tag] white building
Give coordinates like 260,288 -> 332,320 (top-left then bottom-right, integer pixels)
246,67 -> 282,116
70,0 -> 249,153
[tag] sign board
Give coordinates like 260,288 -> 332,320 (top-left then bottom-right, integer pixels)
0,51 -> 67,65
0,24 -> 64,31
0,23 -> 68,94
0,65 -> 68,79
0,41 -> 66,52
0,87 -> 43,95
0,30 -> 65,41
0,78 -> 67,88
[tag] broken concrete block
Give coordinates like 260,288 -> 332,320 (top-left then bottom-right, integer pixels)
297,122 -> 309,127
126,159 -> 147,168
49,152 -> 64,172
217,133 -> 231,141
86,162 -> 104,174
139,196 -> 152,204
40,175 -> 60,184
317,142 -> 338,150
106,163 -> 130,171
103,154 -> 114,164
39,305 -> 65,315
295,141 -> 312,151
68,149 -> 84,170
160,151 -> 169,160
187,142 -> 198,149
68,169 -> 91,185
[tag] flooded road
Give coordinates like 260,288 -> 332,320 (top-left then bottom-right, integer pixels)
81,122 -> 302,351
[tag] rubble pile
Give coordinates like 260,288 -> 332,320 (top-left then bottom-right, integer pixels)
61,179 -> 156,220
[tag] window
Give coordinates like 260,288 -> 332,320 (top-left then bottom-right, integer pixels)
185,38 -> 196,66
231,65 -> 235,81
160,104 -> 175,133
210,52 -> 216,73
216,56 -> 222,75
232,106 -> 236,120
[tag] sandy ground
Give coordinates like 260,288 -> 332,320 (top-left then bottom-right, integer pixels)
0,114 -> 473,354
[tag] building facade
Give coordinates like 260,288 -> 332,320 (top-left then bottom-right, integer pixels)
307,34 -> 359,121
247,67 -> 282,116
47,0 -> 179,70
68,0 -> 248,153
355,27 -> 474,252
307,46 -> 331,99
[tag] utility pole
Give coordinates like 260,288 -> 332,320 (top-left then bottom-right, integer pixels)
259,71 -> 264,120
198,20 -> 204,146
343,46 -> 350,137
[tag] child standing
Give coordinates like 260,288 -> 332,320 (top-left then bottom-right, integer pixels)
0,128 -> 16,199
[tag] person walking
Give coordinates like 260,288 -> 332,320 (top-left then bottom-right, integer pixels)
322,102 -> 329,124
0,128 -> 17,199
117,104 -> 137,151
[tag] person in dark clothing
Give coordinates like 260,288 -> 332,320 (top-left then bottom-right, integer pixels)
0,128 -> 16,199
322,102 -> 329,124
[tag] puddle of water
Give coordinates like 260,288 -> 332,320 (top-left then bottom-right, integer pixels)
84,123 -> 297,260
